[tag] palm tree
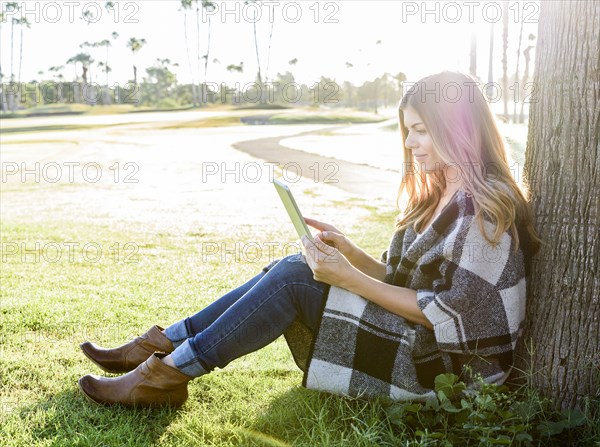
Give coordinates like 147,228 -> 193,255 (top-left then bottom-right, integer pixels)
201,1 -> 216,104
0,11 -> 7,112
180,1 -> 198,107
79,41 -> 99,83
47,66 -> 65,105
97,39 -> 111,86
245,0 -> 264,102
126,37 -> 147,85
126,37 -> 147,105
48,65 -> 65,81
181,0 -> 203,105
226,62 -> 244,73
5,2 -> 18,82
264,4 -> 275,85
81,7 -> 99,24
513,3 -> 525,123
97,61 -> 111,82
0,63 -> 6,112
181,0 -> 217,106
17,15 -> 31,84
486,21 -> 495,100
519,34 -> 536,123
82,39 -> 112,86
67,53 -> 94,85
469,29 -> 477,79
226,62 -> 244,104
110,32 -> 119,83
394,72 -> 406,96
67,53 -> 94,103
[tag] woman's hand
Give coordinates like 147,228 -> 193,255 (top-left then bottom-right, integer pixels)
303,217 -> 358,261
300,235 -> 357,289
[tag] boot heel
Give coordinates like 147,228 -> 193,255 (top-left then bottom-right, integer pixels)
78,354 -> 193,408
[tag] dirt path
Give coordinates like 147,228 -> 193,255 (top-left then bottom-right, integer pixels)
1,114 -> 404,243
232,127 -> 400,201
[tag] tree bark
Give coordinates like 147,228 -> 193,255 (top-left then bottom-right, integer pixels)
517,0 -> 599,411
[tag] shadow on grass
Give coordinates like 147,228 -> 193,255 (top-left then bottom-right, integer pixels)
243,385 -> 399,446
18,388 -> 180,446
242,386 -> 322,446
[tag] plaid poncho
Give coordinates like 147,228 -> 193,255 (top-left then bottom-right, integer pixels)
281,189 -> 528,401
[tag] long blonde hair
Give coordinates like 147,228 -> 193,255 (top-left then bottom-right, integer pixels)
395,71 -> 543,260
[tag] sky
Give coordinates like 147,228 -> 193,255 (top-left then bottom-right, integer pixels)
0,0 -> 540,90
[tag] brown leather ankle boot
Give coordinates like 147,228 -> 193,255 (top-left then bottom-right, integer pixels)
80,325 -> 175,373
78,353 -> 193,407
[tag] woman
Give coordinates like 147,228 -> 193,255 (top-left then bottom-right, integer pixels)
77,71 -> 542,407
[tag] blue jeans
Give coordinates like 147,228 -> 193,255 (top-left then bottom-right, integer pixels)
163,253 -> 330,377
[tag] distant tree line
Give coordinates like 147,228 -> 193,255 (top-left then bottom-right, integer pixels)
0,0 -> 535,121
0,67 -> 408,113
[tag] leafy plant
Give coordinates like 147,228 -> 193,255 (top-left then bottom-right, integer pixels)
383,373 -> 591,446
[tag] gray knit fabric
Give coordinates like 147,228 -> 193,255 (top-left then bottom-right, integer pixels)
282,189 -> 527,401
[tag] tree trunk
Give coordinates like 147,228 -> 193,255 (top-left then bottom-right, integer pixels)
517,0 -> 599,411
191,83 -> 199,108
0,70 -> 7,112
203,16 -> 211,104
486,22 -> 494,100
6,83 -> 16,112
501,0 -> 509,121
183,11 -> 198,108
252,15 -> 265,105
102,86 -> 111,106
469,31 -> 477,79
18,16 -> 23,85
519,45 -> 533,124
73,82 -> 81,104
513,9 -> 524,124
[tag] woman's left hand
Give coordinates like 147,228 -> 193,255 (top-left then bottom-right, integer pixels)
300,235 -> 356,288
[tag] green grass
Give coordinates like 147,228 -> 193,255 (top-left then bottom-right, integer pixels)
0,139 -> 80,146
161,115 -> 245,129
161,110 -> 388,130
7,103 -> 90,117
266,112 -> 386,125
0,206 -> 395,446
1,119 -> 598,445
0,103 -> 198,118
2,205 -> 598,446
0,123 -> 142,134
0,108 -> 389,134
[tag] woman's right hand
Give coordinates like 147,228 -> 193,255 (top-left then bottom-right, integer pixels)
304,217 -> 358,260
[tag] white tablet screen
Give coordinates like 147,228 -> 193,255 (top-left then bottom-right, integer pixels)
273,179 -> 313,240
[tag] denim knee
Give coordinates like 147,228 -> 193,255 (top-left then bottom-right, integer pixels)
274,253 -> 315,281
262,253 -> 308,273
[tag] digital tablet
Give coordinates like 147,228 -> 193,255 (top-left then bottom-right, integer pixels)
273,179 -> 313,240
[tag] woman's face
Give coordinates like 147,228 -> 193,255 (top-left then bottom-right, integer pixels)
402,106 -> 444,172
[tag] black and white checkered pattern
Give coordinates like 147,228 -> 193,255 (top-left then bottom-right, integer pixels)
302,286 -> 435,400
293,189 -> 528,400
